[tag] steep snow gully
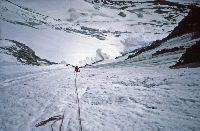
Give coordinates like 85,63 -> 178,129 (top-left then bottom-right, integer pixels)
1,0 -> 200,131
0,63 -> 200,131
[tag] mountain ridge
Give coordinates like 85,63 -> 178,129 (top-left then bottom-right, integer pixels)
125,6 -> 200,68
0,39 -> 57,65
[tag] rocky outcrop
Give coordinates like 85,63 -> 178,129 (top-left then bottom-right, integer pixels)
171,41 -> 200,68
152,46 -> 185,57
127,40 -> 162,59
166,6 -> 200,40
127,6 -> 200,67
118,12 -> 126,17
0,39 -> 57,65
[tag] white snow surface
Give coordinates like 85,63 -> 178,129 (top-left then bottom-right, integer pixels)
0,61 -> 200,131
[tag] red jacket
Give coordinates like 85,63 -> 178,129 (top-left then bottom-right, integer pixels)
75,66 -> 80,72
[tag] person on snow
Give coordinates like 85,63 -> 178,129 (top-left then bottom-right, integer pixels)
75,66 -> 80,73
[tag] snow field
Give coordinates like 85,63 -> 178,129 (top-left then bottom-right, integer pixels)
0,63 -> 199,131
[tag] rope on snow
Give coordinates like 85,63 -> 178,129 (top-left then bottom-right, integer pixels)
35,72 -> 83,131
75,72 -> 83,131
35,115 -> 64,131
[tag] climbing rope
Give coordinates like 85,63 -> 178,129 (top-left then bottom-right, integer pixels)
35,72 -> 83,131
35,115 -> 64,131
75,72 -> 83,131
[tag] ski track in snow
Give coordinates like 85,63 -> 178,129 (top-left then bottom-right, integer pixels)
0,64 -> 200,131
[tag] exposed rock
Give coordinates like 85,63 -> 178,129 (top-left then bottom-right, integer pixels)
152,46 -> 185,57
166,6 -> 200,40
171,41 -> 200,68
127,40 -> 162,59
127,6 -> 200,62
118,12 -> 126,17
0,39 -> 57,65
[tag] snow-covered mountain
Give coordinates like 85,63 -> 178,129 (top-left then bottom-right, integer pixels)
1,0 -> 199,65
0,1 -> 200,131
0,39 -> 56,65
91,5 -> 200,68
124,6 -> 200,68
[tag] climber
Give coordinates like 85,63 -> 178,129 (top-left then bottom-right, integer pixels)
75,66 -> 80,73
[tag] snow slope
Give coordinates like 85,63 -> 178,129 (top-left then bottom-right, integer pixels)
1,1 -> 200,131
1,0 -> 198,65
0,0 -> 124,65
0,61 -> 200,131
1,29 -> 200,131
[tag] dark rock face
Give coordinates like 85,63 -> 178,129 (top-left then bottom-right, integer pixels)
127,40 -> 162,59
152,46 -> 185,57
166,6 -> 200,40
171,41 -> 200,68
0,39 -> 57,65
